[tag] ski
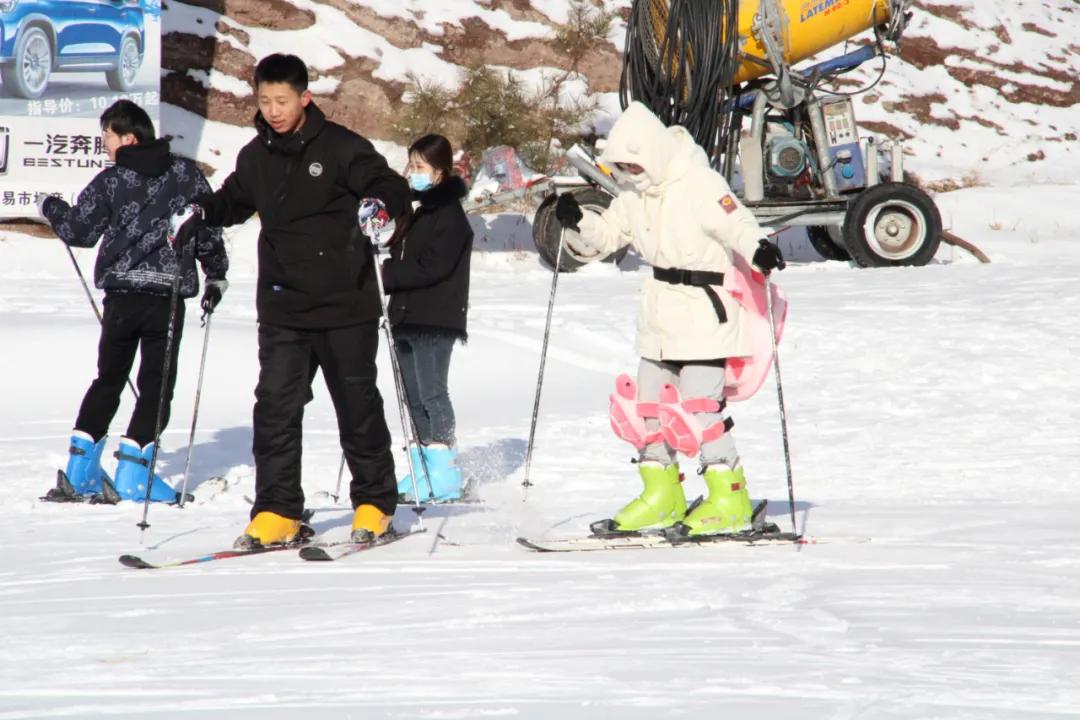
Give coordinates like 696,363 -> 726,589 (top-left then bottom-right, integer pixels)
41,470 -> 120,505
397,481 -> 480,506
119,509 -> 317,569
42,469 -> 195,505
521,500 -> 819,552
516,528 -> 809,553
119,539 -> 310,569
299,528 -> 425,562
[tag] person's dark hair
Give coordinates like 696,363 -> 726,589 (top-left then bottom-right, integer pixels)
254,53 -> 309,93
409,134 -> 454,183
100,100 -> 155,143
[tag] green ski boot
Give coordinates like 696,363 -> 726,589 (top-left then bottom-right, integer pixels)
610,462 -> 687,532
681,465 -> 752,536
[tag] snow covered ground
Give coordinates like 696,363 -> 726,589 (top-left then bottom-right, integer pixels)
2,184 -> 1080,718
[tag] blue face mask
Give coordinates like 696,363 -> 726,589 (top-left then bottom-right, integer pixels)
409,173 -> 434,192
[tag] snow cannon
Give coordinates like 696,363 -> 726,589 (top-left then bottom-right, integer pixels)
732,0 -> 901,85
533,0 -> 945,270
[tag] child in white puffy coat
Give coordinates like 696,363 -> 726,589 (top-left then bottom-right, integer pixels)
554,101 -> 785,537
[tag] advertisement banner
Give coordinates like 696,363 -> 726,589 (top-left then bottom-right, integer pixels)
0,0 -> 161,217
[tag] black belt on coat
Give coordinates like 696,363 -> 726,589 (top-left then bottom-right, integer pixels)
652,266 -> 727,324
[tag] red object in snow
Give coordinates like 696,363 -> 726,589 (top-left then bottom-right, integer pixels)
482,146 -> 530,192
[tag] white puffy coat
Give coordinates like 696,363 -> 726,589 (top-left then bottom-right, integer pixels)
567,102 -> 770,361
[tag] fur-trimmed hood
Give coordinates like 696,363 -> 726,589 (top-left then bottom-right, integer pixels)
383,174 -> 473,337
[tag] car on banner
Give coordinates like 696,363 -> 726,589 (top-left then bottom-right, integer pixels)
0,0 -> 146,99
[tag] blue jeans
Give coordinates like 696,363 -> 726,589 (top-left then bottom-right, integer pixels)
395,330 -> 457,446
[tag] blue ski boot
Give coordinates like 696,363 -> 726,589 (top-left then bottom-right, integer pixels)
63,431 -> 113,496
419,443 -> 464,502
113,437 -> 183,503
396,444 -> 428,502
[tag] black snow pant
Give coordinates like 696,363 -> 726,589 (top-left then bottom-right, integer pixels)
250,321 -> 396,521
75,293 -> 185,447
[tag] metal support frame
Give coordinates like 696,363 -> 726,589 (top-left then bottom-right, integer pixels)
806,97 -> 839,198
864,136 -> 879,188
891,139 -> 905,182
754,0 -> 796,108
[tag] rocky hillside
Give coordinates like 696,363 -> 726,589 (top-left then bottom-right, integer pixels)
162,0 -> 1078,187
162,0 -> 624,153
836,0 -> 1079,188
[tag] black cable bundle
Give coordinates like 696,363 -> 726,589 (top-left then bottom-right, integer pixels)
619,0 -> 741,164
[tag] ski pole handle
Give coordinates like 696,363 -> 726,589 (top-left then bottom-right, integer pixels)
358,198 -> 397,244
168,204 -> 205,248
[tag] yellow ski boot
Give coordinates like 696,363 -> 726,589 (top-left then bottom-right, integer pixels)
681,465 -> 752,536
351,504 -> 393,544
590,462 -> 687,536
234,511 -> 303,549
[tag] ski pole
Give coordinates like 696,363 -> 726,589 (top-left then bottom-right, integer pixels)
330,452 -> 346,504
763,273 -> 798,536
63,243 -> 139,400
368,248 -> 435,503
383,330 -> 435,502
177,311 -> 213,509
364,220 -> 429,528
521,226 -> 566,500
137,219 -> 191,537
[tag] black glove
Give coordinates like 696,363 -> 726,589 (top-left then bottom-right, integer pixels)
200,279 -> 227,316
752,239 -> 786,274
554,193 -> 583,232
36,193 -> 60,220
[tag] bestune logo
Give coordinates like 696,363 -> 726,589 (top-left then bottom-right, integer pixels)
309,162 -> 323,177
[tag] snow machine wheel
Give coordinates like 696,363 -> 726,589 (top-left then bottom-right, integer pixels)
841,182 -> 942,267
533,187 -> 627,273
806,224 -> 850,262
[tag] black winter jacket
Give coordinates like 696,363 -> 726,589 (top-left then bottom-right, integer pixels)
42,139 -> 227,299
197,103 -> 410,329
382,176 -> 473,338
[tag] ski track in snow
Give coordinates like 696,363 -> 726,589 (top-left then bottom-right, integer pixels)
2,188 -> 1080,717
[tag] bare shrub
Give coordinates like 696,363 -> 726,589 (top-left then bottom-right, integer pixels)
390,0 -> 617,175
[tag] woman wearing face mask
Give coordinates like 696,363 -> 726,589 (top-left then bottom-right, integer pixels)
381,134 -> 473,503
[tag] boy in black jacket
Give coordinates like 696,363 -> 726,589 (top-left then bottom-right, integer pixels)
175,54 -> 410,548
39,100 -> 228,504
